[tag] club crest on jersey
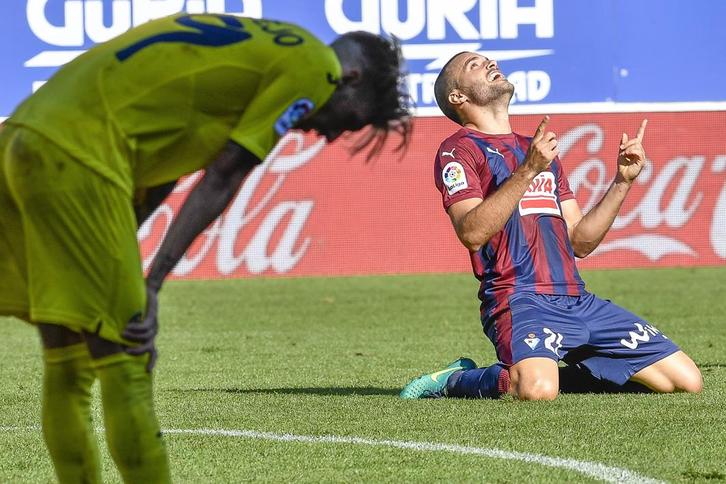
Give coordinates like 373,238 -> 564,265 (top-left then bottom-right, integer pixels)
274,98 -> 315,136
524,333 -> 540,350
519,171 -> 561,216
442,161 -> 468,195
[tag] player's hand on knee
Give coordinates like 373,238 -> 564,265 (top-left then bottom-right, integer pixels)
122,287 -> 159,372
524,115 -> 559,174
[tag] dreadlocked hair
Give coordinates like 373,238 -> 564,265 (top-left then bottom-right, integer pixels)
344,31 -> 413,161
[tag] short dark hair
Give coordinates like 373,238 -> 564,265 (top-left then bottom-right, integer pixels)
434,53 -> 466,125
345,31 -> 413,160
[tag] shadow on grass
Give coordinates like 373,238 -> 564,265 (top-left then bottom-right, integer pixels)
166,387 -> 400,397
681,469 -> 725,481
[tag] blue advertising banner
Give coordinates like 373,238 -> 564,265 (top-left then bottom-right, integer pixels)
1,0 -> 725,117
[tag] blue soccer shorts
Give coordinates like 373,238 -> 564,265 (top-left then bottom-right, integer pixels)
486,292 -> 680,385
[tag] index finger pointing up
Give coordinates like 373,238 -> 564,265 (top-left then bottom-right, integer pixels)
636,119 -> 648,141
534,115 -> 550,140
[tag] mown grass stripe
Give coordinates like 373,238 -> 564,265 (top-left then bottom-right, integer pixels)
0,425 -> 664,482
165,428 -> 664,484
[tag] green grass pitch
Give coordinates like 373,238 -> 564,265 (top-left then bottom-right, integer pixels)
1,267 -> 725,482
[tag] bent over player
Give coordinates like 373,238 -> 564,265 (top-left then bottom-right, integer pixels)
0,14 -> 410,483
400,51 -> 701,401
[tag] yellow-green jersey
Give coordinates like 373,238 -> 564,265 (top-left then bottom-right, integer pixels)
7,14 -> 341,196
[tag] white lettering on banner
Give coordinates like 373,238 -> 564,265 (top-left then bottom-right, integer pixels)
592,235 -> 696,261
711,156 -> 726,258
131,0 -> 184,27
326,0 -> 554,40
137,204 -> 175,269
499,0 -> 554,39
561,123 -> 726,261
25,0 -> 263,67
86,0 -> 132,42
138,133 -> 325,276
407,73 -> 439,105
27,0 -> 84,47
427,0 -> 480,40
381,1 -> 425,40
508,71 -> 551,103
615,156 -> 704,230
408,68 -> 552,106
560,124 -> 608,212
325,0 -> 555,105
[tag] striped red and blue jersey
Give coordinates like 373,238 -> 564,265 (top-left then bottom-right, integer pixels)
434,127 -> 586,314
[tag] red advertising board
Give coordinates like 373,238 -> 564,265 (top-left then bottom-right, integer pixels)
138,112 -> 726,279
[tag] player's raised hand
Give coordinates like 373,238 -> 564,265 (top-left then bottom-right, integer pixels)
524,115 -> 559,174
617,119 -> 648,183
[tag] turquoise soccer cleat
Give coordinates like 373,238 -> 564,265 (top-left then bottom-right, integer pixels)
399,357 -> 477,399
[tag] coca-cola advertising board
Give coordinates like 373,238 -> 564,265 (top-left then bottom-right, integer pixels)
138,112 -> 726,279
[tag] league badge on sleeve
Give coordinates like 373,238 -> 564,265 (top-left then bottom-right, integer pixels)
275,98 -> 315,136
442,161 -> 468,195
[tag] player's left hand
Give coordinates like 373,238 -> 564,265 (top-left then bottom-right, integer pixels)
617,119 -> 648,183
123,287 -> 159,372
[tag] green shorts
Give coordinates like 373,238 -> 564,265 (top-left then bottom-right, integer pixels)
0,125 -> 145,344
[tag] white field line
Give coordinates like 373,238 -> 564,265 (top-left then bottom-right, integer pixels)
0,426 -> 663,483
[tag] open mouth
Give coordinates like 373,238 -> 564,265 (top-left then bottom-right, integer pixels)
487,71 -> 505,82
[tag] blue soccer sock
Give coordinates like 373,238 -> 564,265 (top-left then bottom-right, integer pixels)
446,363 -> 510,399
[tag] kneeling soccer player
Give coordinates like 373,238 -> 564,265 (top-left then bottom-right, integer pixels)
400,51 -> 701,401
0,13 -> 410,482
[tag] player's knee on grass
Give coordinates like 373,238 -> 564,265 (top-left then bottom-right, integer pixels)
679,365 -> 704,393
630,351 -> 703,394
662,353 -> 703,394
509,357 -> 560,401
512,377 -> 559,401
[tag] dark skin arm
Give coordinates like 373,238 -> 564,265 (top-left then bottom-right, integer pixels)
123,141 -> 262,368
145,141 -> 261,291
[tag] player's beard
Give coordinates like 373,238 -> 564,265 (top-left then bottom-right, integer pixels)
464,80 -> 514,108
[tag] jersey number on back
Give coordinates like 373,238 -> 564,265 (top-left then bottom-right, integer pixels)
116,14 -> 251,61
